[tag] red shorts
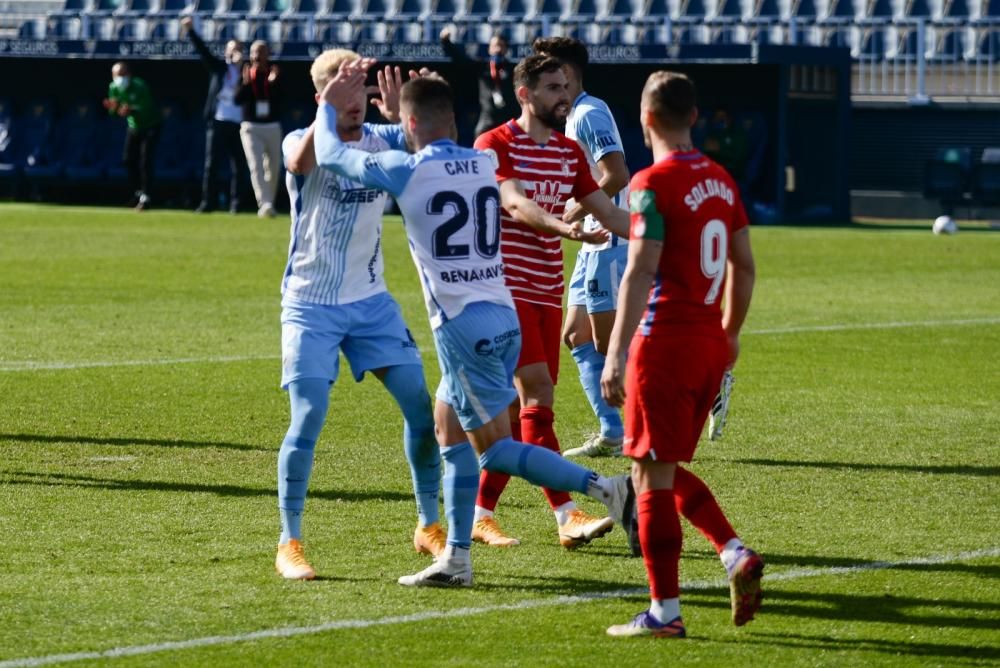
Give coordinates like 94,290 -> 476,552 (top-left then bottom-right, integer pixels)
514,299 -> 562,384
624,332 -> 728,462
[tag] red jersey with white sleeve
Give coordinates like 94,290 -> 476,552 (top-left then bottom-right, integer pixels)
629,150 -> 749,337
475,121 -> 600,309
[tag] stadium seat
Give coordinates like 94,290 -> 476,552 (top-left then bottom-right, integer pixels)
983,0 -> 1000,17
941,0 -> 971,20
90,0 -> 122,17
219,0 -> 252,19
153,103 -> 194,183
858,26 -> 887,56
189,0 -> 218,14
923,147 -> 972,205
974,148 -> 1000,204
571,0 -> 597,20
256,0 -> 288,16
18,20 -> 40,38
360,0 -> 389,18
324,0 -> 354,18
118,0 -> 152,16
602,0 -> 633,20
932,27 -> 969,60
429,0 -> 458,19
790,0 -> 817,18
677,0 -> 707,24
156,0 -> 188,14
713,0 -> 744,20
58,103 -> 106,182
824,0 -> 857,22
281,19 -> 310,39
315,18 -> 352,39
18,104 -> 61,181
904,0 -> 931,17
974,28 -> 1000,60
866,0 -> 894,21
288,0 -> 319,15
754,0 -> 780,20
0,99 -> 16,181
115,19 -> 142,38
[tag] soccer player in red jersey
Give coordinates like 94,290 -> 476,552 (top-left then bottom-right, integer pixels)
472,55 -> 630,549
601,71 -> 763,638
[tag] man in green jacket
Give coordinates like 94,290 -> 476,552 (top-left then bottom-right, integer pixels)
103,62 -> 161,211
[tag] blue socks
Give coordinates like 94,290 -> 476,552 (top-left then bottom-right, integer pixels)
380,364 -> 441,527
279,378 -> 329,543
571,342 -> 624,441
440,442 -> 478,548
478,437 -> 592,494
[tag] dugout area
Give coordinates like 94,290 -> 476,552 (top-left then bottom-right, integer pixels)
0,44 -> 851,222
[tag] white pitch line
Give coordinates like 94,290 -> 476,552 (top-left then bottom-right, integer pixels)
745,316 -> 1000,336
1,316 -> 998,373
1,547 -> 996,668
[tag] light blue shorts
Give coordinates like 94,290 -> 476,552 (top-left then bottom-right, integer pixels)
567,244 -> 629,314
433,301 -> 521,431
280,292 -> 422,388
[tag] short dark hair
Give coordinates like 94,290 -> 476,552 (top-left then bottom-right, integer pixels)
642,71 -> 697,130
513,54 -> 563,90
531,37 -> 588,75
400,77 -> 455,122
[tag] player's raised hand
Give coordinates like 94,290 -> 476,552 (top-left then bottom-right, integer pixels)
371,65 -> 404,122
408,67 -> 445,82
320,60 -> 370,110
268,64 -> 280,83
180,15 -> 193,34
600,353 -> 626,408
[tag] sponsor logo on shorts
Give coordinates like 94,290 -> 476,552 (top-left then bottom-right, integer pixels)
401,328 -> 418,350
474,328 -> 519,357
587,279 -> 609,298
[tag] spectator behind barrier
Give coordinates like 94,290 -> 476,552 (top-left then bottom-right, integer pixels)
181,16 -> 251,214
440,28 -> 518,138
235,40 -> 283,218
102,61 -> 161,211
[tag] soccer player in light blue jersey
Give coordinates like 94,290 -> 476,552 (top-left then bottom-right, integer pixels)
313,63 -> 632,587
274,50 -> 445,580
533,37 -> 632,459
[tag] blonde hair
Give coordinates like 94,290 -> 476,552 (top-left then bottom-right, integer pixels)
310,49 -> 361,92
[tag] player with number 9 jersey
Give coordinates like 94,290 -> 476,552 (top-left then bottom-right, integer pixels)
625,149 -> 747,464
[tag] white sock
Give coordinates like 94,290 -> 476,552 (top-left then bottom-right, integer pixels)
553,501 -> 576,526
443,544 -> 471,565
584,473 -> 613,501
650,598 -> 681,623
473,506 -> 494,523
720,538 -> 745,571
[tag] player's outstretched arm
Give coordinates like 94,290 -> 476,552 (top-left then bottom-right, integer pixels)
498,180 -> 606,243
721,226 -> 755,369
574,188 -> 630,239
563,151 -> 629,224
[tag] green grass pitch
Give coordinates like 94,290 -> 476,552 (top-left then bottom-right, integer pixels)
0,204 -> 997,666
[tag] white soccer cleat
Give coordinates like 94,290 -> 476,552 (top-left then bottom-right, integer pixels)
564,434 -> 624,458
709,370 -> 735,441
398,550 -> 473,588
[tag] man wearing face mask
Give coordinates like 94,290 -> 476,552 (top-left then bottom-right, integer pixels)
103,62 -> 161,211
440,29 -> 517,138
236,40 -> 284,218
181,16 -> 250,214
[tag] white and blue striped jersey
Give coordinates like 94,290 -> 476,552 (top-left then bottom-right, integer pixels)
566,91 -> 629,252
314,103 -> 514,330
281,122 -> 407,305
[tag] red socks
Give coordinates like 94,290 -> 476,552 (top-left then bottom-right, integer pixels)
673,467 -> 737,554
638,489 -> 682,600
520,405 -> 572,509
474,408 -> 521,510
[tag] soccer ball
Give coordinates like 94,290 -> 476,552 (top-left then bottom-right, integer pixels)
932,215 -> 958,235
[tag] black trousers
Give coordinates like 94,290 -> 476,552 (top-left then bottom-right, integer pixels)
203,118 -> 249,209
123,125 -> 159,197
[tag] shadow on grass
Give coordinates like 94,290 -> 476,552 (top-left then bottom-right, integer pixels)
683,585 -> 1000,631
760,552 -> 1000,578
4,470 -> 412,503
722,456 -> 1000,478
0,432 -> 271,452
709,631 -> 1000,662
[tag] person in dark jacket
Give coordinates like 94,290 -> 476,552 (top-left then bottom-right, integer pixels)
235,40 -> 283,218
440,29 -> 517,137
181,16 -> 249,214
